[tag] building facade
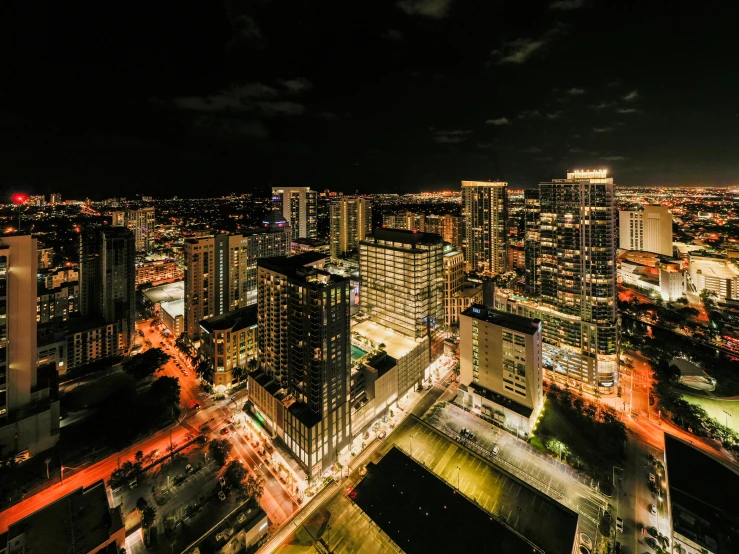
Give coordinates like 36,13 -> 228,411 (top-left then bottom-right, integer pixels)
257,254 -> 351,474
0,235 -> 60,457
329,198 -> 372,261
500,170 -> 618,394
199,306 -> 257,389
112,207 -> 156,252
135,259 -> 182,287
425,214 -> 463,251
524,189 -> 541,295
272,186 -> 318,239
382,212 -> 425,232
359,229 -> 444,341
79,227 -> 136,356
461,181 -> 508,274
619,205 -> 673,257
183,216 -> 290,339
459,305 -> 543,436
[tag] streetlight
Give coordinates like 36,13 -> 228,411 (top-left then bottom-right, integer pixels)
456,466 -> 460,490
409,434 -> 414,457
723,410 -> 732,429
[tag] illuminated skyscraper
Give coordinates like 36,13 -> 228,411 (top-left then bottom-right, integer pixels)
359,229 -> 444,340
272,186 -> 318,239
461,181 -> 508,274
498,170 -> 618,393
257,254 -> 351,473
329,198 -> 372,261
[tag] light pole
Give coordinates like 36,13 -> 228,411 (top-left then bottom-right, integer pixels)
44,458 -> 51,480
456,466 -> 460,490
409,434 -> 414,458
723,410 -> 732,429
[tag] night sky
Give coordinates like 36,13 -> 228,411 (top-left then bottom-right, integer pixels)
2,0 -> 738,198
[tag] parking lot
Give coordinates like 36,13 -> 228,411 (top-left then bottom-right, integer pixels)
424,402 -> 604,545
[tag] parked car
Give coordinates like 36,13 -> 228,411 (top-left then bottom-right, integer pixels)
185,464 -> 193,473
218,491 -> 226,501
219,476 -> 226,486
492,446 -> 500,456
378,430 -> 387,440
220,427 -> 230,435
649,473 -> 656,483
650,504 -> 657,515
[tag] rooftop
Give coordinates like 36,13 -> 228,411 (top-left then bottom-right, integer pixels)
365,228 -> 443,247
161,298 -> 184,319
183,499 -> 268,554
463,304 -> 541,335
143,280 -> 184,304
6,480 -> 123,554
257,252 -> 328,278
352,319 -> 420,360
665,434 -> 739,554
287,399 -> 322,428
351,446 -> 574,554
200,305 -> 257,333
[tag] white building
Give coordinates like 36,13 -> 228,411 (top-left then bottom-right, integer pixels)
617,250 -> 685,301
689,253 -> 739,300
619,205 -> 673,257
272,186 -> 318,239
459,304 -> 543,437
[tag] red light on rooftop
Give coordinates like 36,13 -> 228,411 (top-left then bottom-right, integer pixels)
12,193 -> 28,205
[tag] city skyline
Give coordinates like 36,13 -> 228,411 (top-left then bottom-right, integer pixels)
2,2 -> 739,552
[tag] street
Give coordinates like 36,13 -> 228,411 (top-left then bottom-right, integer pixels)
0,320 -> 299,535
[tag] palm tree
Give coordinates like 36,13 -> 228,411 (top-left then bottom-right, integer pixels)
247,358 -> 258,373
141,505 -> 157,546
232,366 -> 245,386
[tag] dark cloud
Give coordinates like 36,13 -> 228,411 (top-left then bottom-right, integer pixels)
397,0 -> 455,18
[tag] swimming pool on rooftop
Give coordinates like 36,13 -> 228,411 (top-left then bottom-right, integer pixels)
351,344 -> 368,361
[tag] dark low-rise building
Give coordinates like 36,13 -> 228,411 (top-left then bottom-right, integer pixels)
1,480 -> 125,554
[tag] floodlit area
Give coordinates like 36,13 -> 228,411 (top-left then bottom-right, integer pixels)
352,319 -> 419,360
271,415 -> 579,554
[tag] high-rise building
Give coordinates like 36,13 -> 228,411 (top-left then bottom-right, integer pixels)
619,205 -> 673,257
524,189 -> 541,295
257,254 -> 351,474
112,207 -> 156,252
257,253 -> 325,387
359,229 -> 444,340
79,227 -> 136,353
462,181 -> 508,274
183,214 -> 290,339
499,170 -> 618,393
28,195 -> 45,207
272,186 -> 318,239
382,212 -> 425,232
459,304 -> 543,435
50,193 -> 62,206
329,198 -> 372,261
425,214 -> 463,251
0,235 -> 60,456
